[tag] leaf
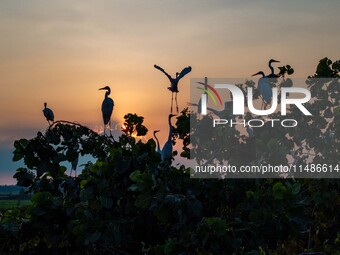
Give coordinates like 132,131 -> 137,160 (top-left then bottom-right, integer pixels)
99,196 -> 113,209
291,182 -> 301,195
135,192 -> 151,209
72,222 -> 88,235
80,180 -> 88,188
324,108 -> 333,118
312,192 -> 323,205
13,168 -> 34,187
31,192 -> 53,206
129,170 -> 142,182
154,204 -> 170,223
80,188 -> 94,201
272,182 -> 287,200
247,251 -> 261,255
128,184 -> 139,192
13,152 -> 24,162
86,232 -> 101,244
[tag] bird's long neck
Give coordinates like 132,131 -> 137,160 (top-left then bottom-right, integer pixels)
269,61 -> 275,75
154,132 -> 161,152
105,90 -> 110,98
167,116 -> 173,141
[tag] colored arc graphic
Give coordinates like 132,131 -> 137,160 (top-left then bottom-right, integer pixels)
196,87 -> 217,105
197,82 -> 223,106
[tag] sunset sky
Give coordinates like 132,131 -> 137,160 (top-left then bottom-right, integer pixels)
1,0 -> 339,184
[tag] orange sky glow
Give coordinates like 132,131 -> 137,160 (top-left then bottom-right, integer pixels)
0,0 -> 339,184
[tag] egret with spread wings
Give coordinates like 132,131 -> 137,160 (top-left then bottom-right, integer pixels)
154,65 -> 192,113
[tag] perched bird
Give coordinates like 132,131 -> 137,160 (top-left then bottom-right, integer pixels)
161,114 -> 176,163
69,144 -> 79,178
246,125 -> 254,138
252,59 -> 281,107
267,59 -> 280,78
70,154 -> 79,177
252,71 -> 272,107
99,86 -> 114,136
154,65 -> 192,113
42,102 -> 54,125
153,130 -> 161,154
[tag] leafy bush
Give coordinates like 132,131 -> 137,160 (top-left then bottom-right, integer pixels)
1,59 -> 339,254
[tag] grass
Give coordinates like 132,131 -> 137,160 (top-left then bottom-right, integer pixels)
0,200 -> 31,209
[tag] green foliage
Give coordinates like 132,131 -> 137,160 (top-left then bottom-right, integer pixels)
122,113 -> 148,137
0,200 -> 31,209
278,65 -> 294,76
1,60 -> 339,254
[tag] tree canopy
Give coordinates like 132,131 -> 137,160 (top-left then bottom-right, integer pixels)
0,58 -> 339,255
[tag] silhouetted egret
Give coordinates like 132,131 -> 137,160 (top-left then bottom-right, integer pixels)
99,86 -> 114,136
246,125 -> 254,138
42,102 -> 54,125
154,65 -> 192,113
161,114 -> 176,163
70,153 -> 79,178
252,71 -> 272,107
153,130 -> 161,154
267,59 -> 280,78
70,144 -> 79,177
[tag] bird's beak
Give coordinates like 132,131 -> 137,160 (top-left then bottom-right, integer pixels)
273,60 -> 280,63
197,82 -> 209,86
251,72 -> 259,77
99,87 -> 105,90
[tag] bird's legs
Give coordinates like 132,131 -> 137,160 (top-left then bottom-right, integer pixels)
109,120 -> 112,137
69,168 -> 73,177
69,169 -> 77,178
259,96 -> 265,110
263,101 -> 269,110
175,92 -> 178,113
69,168 -> 76,178
170,92 -> 174,113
